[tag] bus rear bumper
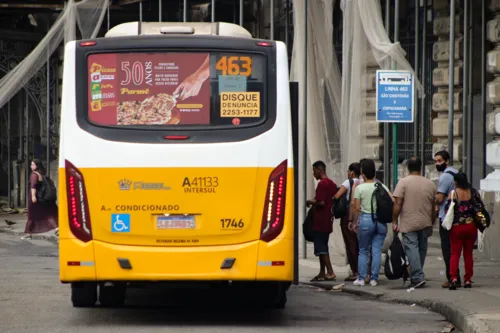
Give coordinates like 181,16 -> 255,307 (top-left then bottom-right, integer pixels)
59,238 -> 293,283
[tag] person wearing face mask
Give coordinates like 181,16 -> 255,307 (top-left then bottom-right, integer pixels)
434,150 -> 460,288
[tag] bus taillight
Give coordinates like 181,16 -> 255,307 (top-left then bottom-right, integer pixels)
65,160 -> 92,242
260,160 -> 288,242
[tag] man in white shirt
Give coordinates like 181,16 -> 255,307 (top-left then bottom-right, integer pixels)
334,162 -> 361,281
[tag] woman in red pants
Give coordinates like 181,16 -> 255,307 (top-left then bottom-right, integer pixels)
445,172 -> 481,290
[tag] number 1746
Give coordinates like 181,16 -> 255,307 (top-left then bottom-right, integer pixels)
220,219 -> 245,228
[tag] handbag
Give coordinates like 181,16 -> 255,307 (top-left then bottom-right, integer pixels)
303,206 -> 315,242
441,190 -> 455,231
333,178 -> 354,218
472,188 -> 490,233
477,229 -> 486,252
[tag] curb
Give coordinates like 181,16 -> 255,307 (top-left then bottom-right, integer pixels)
302,281 -> 490,333
0,227 -> 59,245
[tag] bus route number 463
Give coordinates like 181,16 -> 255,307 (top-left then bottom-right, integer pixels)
216,56 -> 252,77
221,218 -> 244,229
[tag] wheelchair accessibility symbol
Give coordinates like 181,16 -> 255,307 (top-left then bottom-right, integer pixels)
111,214 -> 130,233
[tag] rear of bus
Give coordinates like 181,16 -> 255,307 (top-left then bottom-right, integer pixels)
58,22 -> 294,308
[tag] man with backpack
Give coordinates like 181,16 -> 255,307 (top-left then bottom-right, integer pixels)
434,150 -> 460,288
392,157 -> 436,288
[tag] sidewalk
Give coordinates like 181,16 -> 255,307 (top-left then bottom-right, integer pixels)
0,211 -> 58,244
299,228 -> 500,333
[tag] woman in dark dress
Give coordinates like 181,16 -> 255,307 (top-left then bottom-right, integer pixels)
22,159 -> 58,240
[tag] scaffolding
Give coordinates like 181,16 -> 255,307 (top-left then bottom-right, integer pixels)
0,0 -> 295,211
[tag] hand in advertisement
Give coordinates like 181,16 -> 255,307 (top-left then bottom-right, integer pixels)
173,55 -> 210,100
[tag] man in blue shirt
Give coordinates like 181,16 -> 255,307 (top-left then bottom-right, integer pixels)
434,150 -> 460,288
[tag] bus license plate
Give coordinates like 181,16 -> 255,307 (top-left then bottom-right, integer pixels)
156,216 -> 195,230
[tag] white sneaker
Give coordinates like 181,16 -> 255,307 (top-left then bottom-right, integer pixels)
353,279 -> 365,286
370,280 -> 378,287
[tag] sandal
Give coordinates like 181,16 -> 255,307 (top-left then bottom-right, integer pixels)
310,276 -> 326,282
345,275 -> 358,282
324,275 -> 336,281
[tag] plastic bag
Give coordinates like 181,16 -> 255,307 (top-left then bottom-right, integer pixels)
441,191 -> 455,231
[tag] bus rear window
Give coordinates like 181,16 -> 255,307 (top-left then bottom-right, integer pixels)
87,52 -> 266,128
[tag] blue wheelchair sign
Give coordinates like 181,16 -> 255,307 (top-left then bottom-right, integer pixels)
111,214 -> 130,233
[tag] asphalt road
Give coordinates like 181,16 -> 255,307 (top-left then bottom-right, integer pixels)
0,232 -> 455,333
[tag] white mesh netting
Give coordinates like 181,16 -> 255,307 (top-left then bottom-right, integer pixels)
0,0 -> 109,111
291,0 -> 422,264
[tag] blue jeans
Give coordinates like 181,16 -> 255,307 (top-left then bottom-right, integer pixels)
357,213 -> 387,281
403,229 -> 429,283
313,231 -> 330,256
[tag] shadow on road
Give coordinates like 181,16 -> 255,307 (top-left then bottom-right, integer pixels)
67,284 -> 319,328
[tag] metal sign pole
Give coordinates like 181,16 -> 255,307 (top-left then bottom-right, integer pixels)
107,2 -> 111,31
270,0 -> 274,40
46,39 -> 51,177
159,0 -> 162,22
239,0 -> 243,26
24,91 -> 29,208
413,0 -> 419,157
383,0 -> 391,186
7,101 -> 11,208
183,0 -> 187,22
211,0 -> 215,22
392,0 -> 400,189
138,1 -> 143,35
420,0 -> 427,174
448,0 -> 456,164
302,0 -> 308,260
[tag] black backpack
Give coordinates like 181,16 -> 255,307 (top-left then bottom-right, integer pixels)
384,233 -> 410,283
370,182 -> 393,224
333,178 -> 354,218
303,206 -> 315,242
37,175 -> 57,202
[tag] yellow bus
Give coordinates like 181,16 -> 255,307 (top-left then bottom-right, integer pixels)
58,22 -> 295,308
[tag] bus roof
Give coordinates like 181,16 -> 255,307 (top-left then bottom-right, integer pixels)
105,22 -> 253,39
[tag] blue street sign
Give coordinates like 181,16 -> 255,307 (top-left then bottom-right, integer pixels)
376,70 -> 415,123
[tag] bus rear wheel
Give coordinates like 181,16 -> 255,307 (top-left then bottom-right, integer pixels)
99,283 -> 126,307
269,283 -> 287,309
274,286 -> 287,309
71,282 -> 97,308
249,282 -> 288,309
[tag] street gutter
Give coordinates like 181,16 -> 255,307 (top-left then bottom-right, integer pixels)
302,281 -> 491,333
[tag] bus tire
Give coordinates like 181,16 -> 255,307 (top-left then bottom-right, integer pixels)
99,283 -> 126,308
71,282 -> 97,308
273,285 -> 287,309
251,282 -> 287,309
